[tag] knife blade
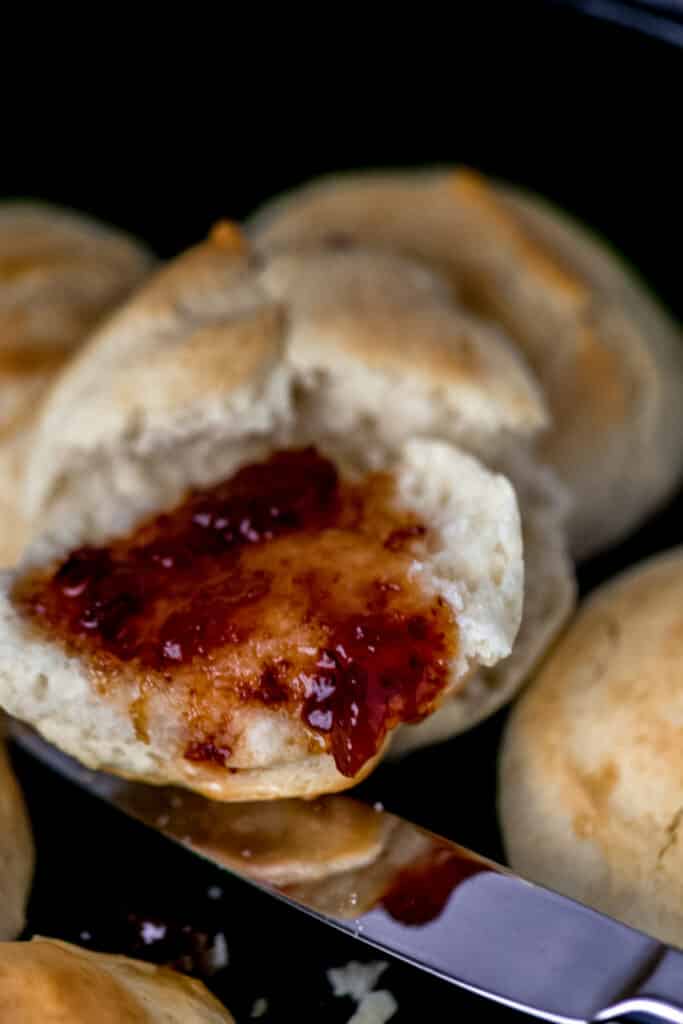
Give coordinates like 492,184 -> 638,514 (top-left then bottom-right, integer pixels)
9,720 -> 683,1024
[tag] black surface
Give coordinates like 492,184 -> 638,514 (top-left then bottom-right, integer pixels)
4,3 -> 682,1021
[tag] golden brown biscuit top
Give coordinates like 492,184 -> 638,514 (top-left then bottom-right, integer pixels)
0,937 -> 233,1023
507,549 -> 683,860
22,226 -> 547,530
0,739 -> 34,940
0,202 -> 152,363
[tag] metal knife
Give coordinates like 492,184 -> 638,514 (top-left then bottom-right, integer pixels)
10,721 -> 683,1024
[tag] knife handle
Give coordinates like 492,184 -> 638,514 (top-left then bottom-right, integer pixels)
597,947 -> 683,1023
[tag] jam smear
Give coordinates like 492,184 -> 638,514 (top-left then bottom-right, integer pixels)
381,846 -> 488,925
184,739 -> 232,767
301,605 -> 451,777
16,448 -> 457,777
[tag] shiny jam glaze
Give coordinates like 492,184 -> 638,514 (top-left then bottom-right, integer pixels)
15,448 -> 457,777
381,845 -> 488,925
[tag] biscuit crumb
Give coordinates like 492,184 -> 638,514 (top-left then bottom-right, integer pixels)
346,989 -> 397,1024
206,932 -> 229,973
327,960 -> 388,1002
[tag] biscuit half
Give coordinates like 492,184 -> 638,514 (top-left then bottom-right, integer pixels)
0,237 -> 527,801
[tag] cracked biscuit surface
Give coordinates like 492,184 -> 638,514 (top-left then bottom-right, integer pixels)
499,548 -> 683,947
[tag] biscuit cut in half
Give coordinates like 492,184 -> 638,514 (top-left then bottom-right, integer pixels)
0,735 -> 34,939
0,937 -> 233,1023
0,203 -> 154,566
500,548 -> 683,948
250,169 -> 683,559
0,234 -> 526,800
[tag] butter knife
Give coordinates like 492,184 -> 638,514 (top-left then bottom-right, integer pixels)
10,721 -> 683,1024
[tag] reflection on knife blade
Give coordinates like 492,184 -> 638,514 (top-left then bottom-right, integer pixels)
10,720 -> 683,1024
116,779 -> 489,924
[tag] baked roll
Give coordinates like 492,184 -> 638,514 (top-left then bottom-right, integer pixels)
0,937 -> 233,1023
250,169 -> 683,559
0,233 -> 531,800
0,202 -> 153,566
0,736 -> 33,939
500,548 -> 683,948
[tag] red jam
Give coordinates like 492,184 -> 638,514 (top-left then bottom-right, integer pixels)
381,845 -> 488,925
15,448 -> 457,777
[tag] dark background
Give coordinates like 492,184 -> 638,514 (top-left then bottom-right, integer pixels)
5,3 -> 682,1020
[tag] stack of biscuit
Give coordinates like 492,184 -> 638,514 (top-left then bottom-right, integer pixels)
0,168 -> 681,1015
